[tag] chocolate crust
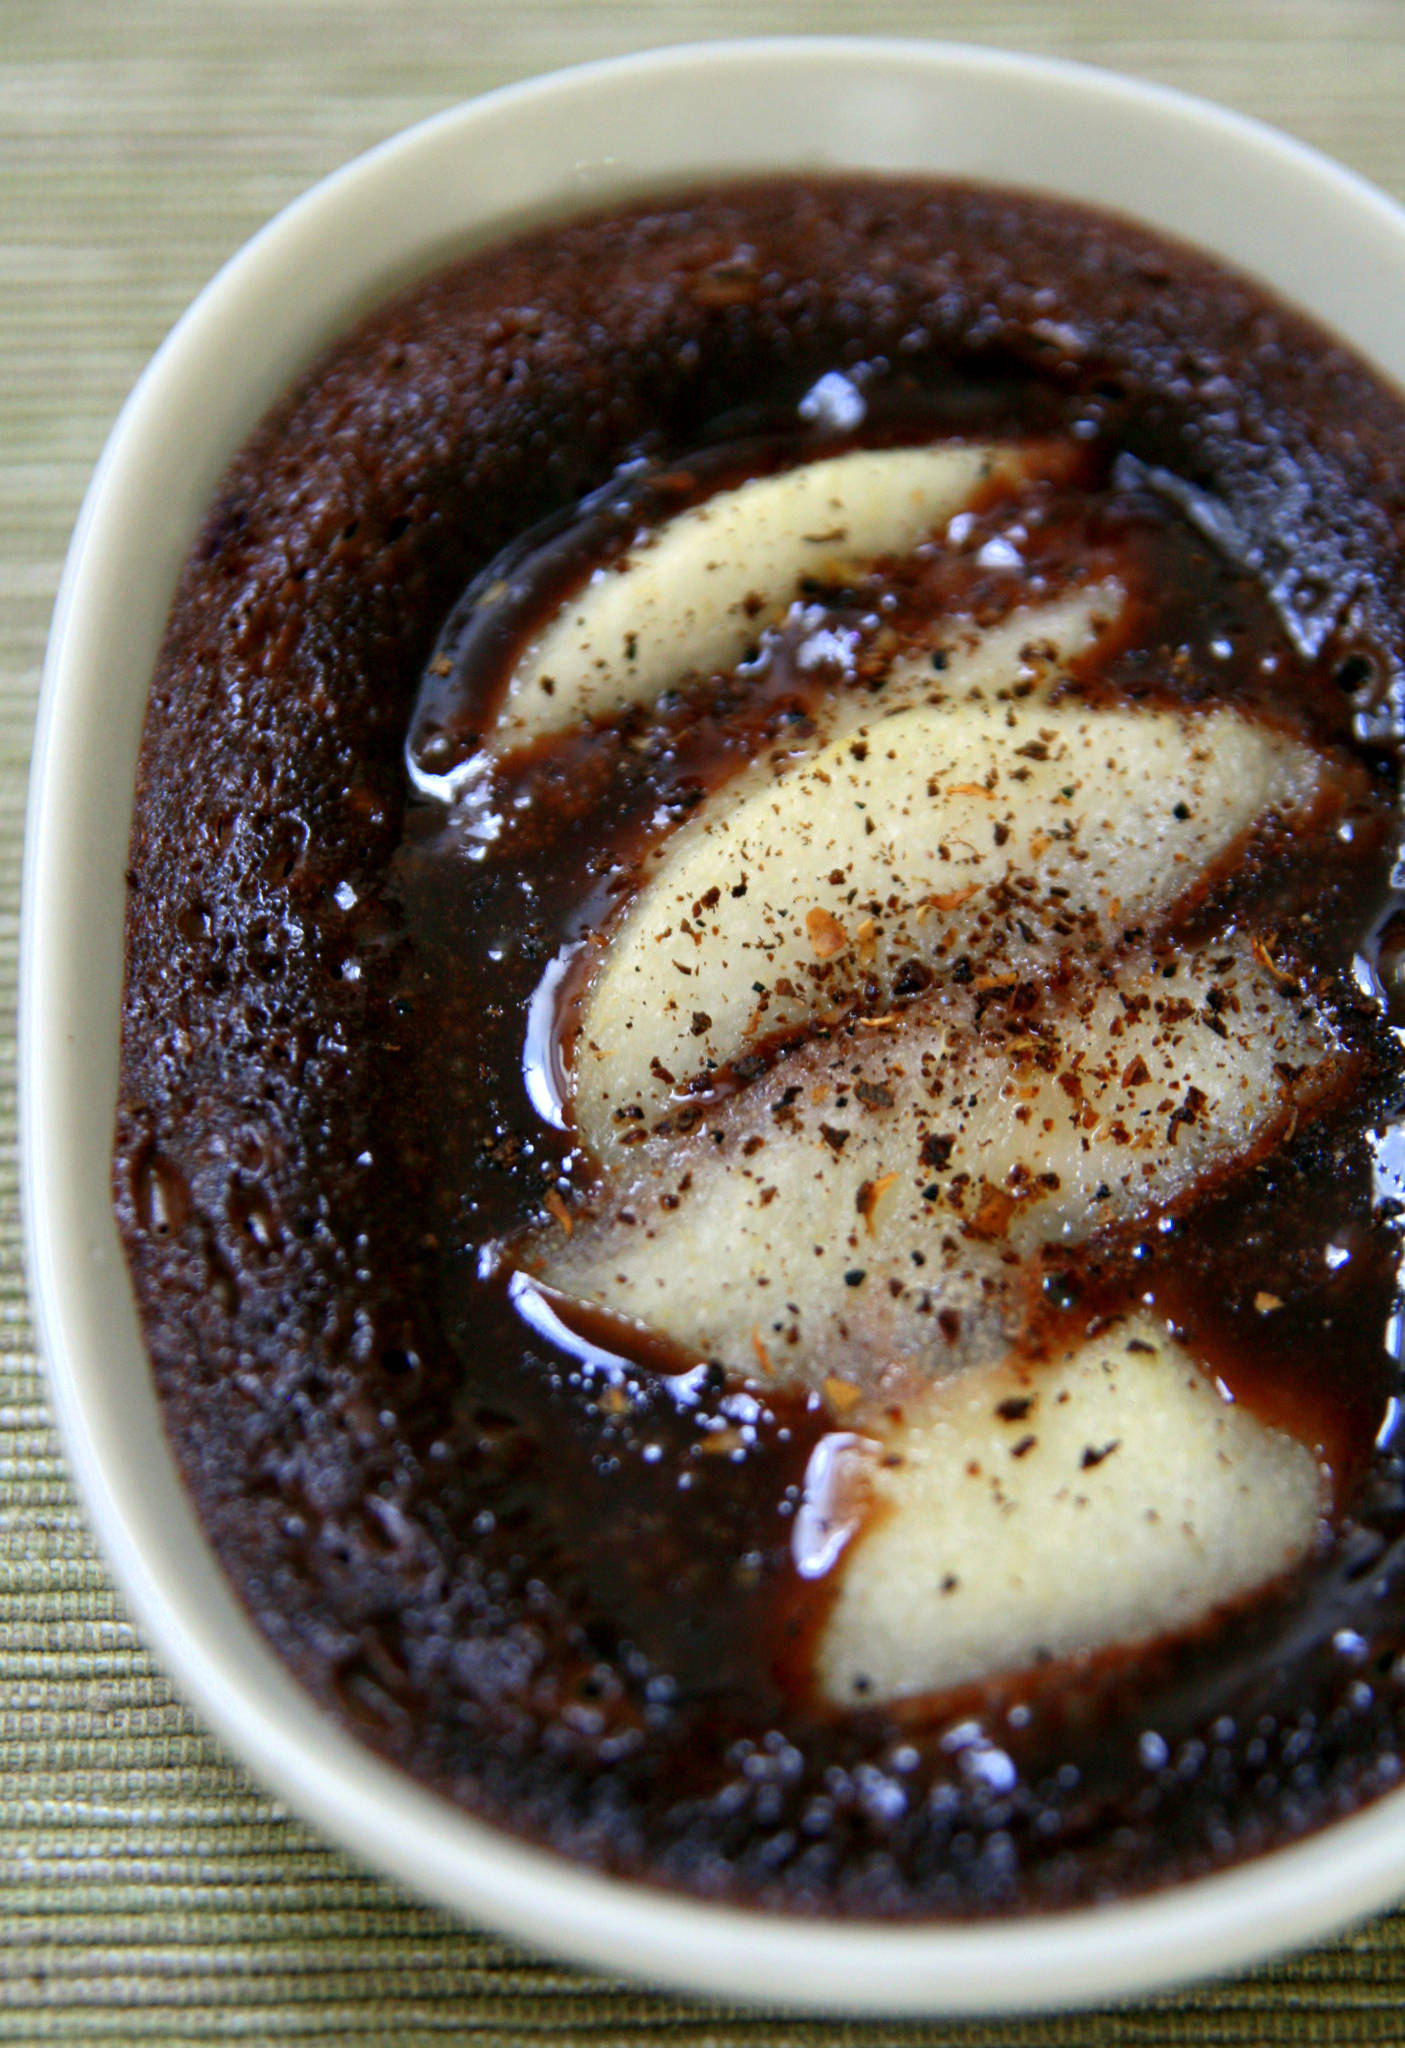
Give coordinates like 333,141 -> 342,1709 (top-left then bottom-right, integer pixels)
116,178 -> 1405,1914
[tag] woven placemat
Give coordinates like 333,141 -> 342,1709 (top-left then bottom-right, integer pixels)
7,4 -> 1405,2040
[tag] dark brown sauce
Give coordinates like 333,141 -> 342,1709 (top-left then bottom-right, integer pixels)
116,176 -> 1405,1916
379,436 -> 1405,1908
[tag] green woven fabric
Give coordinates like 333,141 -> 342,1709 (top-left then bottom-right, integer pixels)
8,3 -> 1405,2040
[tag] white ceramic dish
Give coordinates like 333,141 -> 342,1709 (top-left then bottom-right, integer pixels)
23,37 -> 1405,2017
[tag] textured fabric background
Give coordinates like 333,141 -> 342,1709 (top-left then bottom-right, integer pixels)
8,3 -> 1405,2041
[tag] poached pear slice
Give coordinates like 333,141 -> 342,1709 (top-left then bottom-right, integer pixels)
490,441 -> 1063,753
574,687 -> 1329,1164
540,934 -> 1345,1403
813,1318 -> 1325,1707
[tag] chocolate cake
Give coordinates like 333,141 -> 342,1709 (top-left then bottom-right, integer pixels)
115,178 -> 1405,1915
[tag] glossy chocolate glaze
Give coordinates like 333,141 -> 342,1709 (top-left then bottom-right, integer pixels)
116,179 -> 1405,1914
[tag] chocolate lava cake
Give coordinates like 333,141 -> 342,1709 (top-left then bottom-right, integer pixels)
115,179 -> 1405,1915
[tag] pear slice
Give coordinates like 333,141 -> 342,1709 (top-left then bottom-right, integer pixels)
538,934 -> 1345,1403
490,442 -> 1060,753
814,1319 -> 1325,1707
573,690 -> 1329,1162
